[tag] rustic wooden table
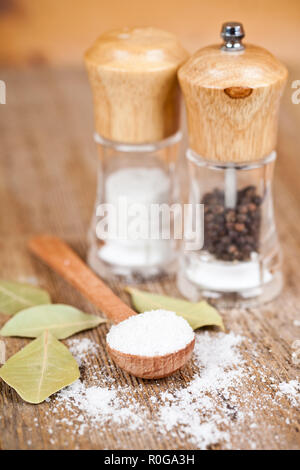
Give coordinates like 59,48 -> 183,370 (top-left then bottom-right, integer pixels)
0,66 -> 299,450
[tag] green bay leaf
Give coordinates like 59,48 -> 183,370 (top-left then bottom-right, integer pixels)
0,280 -> 51,316
0,331 -> 79,403
126,287 -> 225,331
0,304 -> 106,339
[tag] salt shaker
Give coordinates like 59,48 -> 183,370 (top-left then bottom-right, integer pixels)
177,22 -> 288,307
85,28 -> 188,281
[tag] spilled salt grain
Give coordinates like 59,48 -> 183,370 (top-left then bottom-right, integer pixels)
52,332 -> 244,448
277,380 -> 300,407
67,338 -> 99,366
49,333 -> 299,450
106,310 -> 194,356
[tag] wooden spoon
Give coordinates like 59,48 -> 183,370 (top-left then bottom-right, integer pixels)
29,235 -> 195,379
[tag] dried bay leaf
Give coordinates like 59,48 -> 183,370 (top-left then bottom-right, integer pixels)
0,331 -> 79,403
126,287 -> 225,332
0,280 -> 51,316
0,304 -> 106,339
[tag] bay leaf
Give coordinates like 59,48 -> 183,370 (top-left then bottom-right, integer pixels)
126,287 -> 225,331
0,331 -> 79,403
0,280 -> 51,316
0,304 -> 106,339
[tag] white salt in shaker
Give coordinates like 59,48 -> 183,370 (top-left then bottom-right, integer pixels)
177,22 -> 288,307
85,27 -> 188,282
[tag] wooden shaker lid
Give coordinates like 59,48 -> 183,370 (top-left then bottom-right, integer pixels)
178,24 -> 288,163
85,27 -> 188,144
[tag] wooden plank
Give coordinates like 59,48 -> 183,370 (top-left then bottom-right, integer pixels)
0,0 -> 300,65
0,67 -> 299,450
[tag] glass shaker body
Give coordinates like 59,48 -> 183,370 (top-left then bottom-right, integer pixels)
88,131 -> 182,282
177,149 -> 282,308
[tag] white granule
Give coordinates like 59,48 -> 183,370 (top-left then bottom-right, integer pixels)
48,333 -> 298,450
57,380 -> 144,432
106,167 -> 170,206
67,338 -> 99,366
155,331 -> 245,448
106,310 -> 195,357
51,332 -> 243,448
277,380 -> 300,407
98,167 -> 173,268
294,320 -> 300,327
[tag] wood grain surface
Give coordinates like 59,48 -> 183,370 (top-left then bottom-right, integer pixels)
85,27 -> 188,143
0,0 -> 299,66
178,44 -> 288,162
0,66 -> 299,450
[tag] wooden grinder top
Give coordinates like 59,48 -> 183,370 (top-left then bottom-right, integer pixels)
85,27 -> 188,144
178,23 -> 288,163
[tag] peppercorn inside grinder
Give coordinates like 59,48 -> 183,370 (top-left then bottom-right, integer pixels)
85,28 -> 188,282
177,22 -> 288,307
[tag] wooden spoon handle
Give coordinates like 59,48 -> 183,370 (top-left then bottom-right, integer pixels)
28,235 -> 136,324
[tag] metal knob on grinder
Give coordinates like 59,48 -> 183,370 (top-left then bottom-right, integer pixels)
221,22 -> 245,51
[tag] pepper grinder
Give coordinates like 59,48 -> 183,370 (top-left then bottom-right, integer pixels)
177,22 -> 288,307
85,27 -> 188,282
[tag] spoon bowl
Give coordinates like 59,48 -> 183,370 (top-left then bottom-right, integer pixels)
107,338 -> 195,379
